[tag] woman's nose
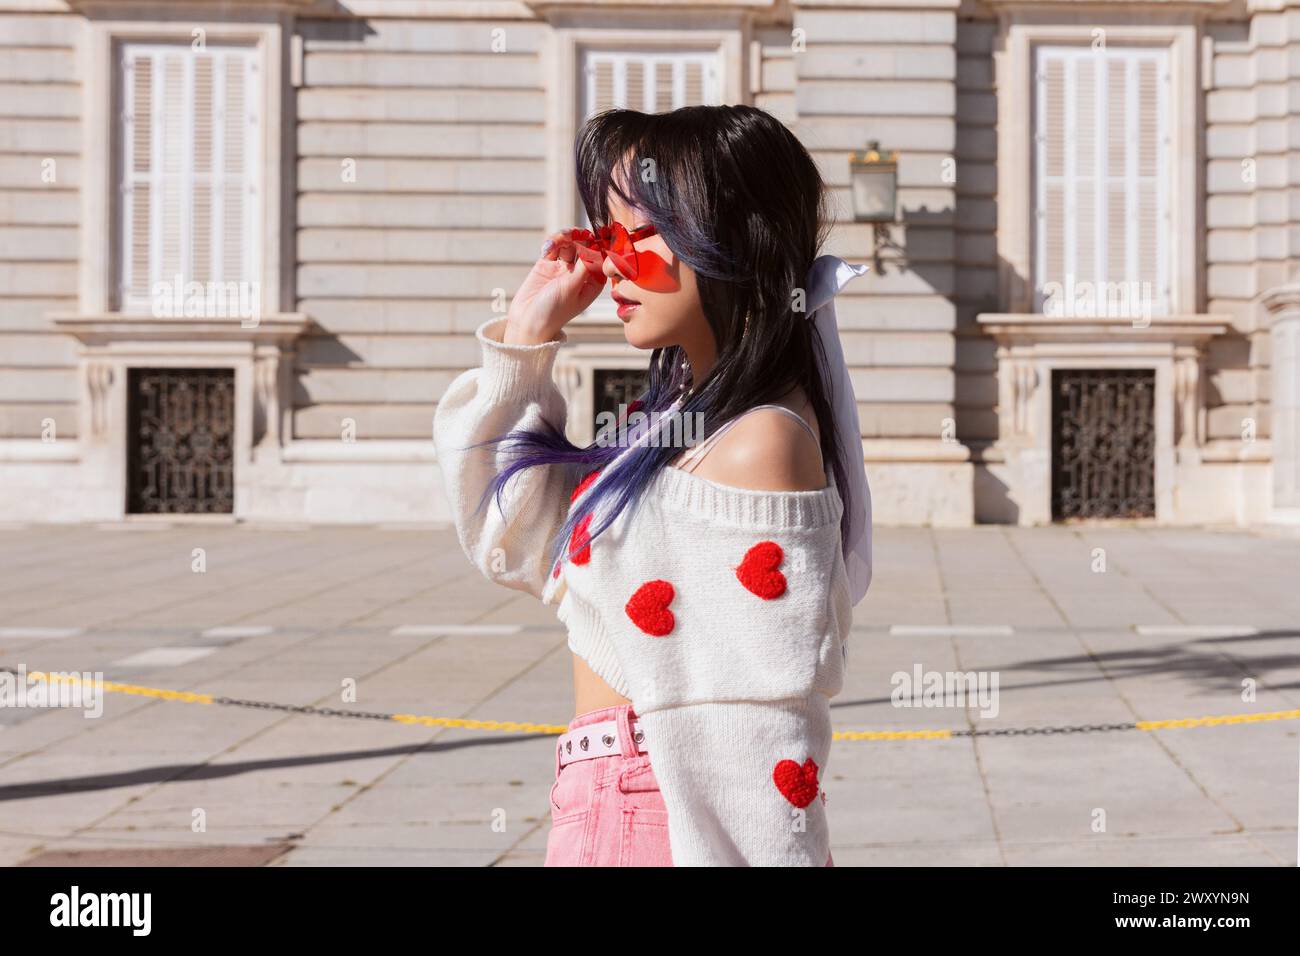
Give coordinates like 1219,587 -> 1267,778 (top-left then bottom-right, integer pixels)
601,252 -> 621,282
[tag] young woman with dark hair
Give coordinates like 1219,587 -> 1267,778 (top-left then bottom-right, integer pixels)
433,104 -> 872,866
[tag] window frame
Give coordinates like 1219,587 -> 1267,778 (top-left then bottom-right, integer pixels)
1031,42 -> 1173,317
994,17 -> 1202,316
114,39 -> 263,314
543,19 -> 747,325
579,48 -> 724,134
543,21 -> 748,257
80,17 -> 288,317
575,46 -> 724,236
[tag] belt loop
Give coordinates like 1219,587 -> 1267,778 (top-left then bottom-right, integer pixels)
555,723 -> 568,775
615,705 -> 639,758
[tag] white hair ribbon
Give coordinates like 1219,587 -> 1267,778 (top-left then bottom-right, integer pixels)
805,255 -> 873,606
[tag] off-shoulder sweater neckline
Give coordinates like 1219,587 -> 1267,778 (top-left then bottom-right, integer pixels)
647,457 -> 844,530
586,391 -> 845,532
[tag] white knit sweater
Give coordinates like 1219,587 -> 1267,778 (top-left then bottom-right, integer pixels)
433,315 -> 853,866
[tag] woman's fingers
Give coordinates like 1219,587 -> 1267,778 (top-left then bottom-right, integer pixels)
541,228 -> 592,264
540,231 -> 566,260
559,255 -> 605,309
556,237 -> 577,265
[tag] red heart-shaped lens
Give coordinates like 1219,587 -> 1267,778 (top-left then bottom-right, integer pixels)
603,222 -> 640,280
563,222 -> 653,281
567,228 -> 605,275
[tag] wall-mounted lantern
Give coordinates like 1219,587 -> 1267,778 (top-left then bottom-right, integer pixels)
849,140 -> 899,273
849,141 -> 898,221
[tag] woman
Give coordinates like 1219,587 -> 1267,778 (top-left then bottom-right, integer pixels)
433,104 -> 872,866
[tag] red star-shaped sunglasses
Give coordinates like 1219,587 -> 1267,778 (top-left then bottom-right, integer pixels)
567,222 -> 658,281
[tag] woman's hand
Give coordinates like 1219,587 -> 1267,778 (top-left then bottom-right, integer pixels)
504,229 -> 607,345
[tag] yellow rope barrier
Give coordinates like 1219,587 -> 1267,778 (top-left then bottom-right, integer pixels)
11,670 -> 1300,740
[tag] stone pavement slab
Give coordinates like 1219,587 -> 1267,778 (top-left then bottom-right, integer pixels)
0,524 -> 1296,866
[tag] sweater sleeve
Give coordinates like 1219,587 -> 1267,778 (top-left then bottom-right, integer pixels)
432,315 -> 574,603
636,696 -> 837,866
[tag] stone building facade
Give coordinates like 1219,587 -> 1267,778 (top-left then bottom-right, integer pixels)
0,0 -> 1296,527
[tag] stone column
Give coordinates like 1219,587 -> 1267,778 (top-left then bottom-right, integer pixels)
1263,284 -> 1300,516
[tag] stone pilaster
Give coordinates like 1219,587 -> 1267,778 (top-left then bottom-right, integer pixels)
1263,283 -> 1300,516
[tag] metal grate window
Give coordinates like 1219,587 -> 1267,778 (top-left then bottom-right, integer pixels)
1051,369 -> 1156,520
593,367 -> 650,439
126,367 -> 235,514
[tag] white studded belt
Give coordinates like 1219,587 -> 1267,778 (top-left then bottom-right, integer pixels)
556,718 -> 648,768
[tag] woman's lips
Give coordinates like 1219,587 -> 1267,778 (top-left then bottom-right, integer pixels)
612,290 -> 640,320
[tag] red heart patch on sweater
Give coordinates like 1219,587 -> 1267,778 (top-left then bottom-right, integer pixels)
773,758 -> 820,808
568,512 -> 593,565
570,467 -> 603,504
625,580 -> 675,636
554,468 -> 604,577
736,541 -> 787,599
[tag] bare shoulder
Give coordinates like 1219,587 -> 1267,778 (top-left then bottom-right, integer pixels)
692,404 -> 827,492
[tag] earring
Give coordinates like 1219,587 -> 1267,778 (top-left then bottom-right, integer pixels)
679,357 -> 693,398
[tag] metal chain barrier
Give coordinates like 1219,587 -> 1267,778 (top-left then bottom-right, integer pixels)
6,668 -> 1300,741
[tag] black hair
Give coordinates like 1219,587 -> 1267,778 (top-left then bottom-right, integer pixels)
475,105 -> 852,577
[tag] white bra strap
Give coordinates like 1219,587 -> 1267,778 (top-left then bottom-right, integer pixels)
751,403 -> 819,446
675,403 -> 820,474
675,416 -> 743,471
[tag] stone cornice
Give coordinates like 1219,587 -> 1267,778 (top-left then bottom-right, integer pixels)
976,0 -> 1241,17
525,0 -> 778,23
49,312 -> 311,345
977,312 -> 1231,346
62,0 -> 316,11
530,0 -> 775,6
979,0 -> 1233,7
968,0 -> 1300,22
1262,283 -> 1300,321
1246,0 -> 1300,11
526,1 -> 768,28
790,0 -> 960,9
11,0 -> 1292,16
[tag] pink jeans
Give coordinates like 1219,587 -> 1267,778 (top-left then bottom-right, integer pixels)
543,703 -> 835,867
544,703 -> 674,866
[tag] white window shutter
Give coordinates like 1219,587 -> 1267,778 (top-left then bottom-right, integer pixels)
625,58 -> 645,112
192,55 -> 213,284
1135,55 -> 1165,304
1039,53 -> 1065,297
580,49 -> 723,121
652,61 -> 673,112
221,51 -> 254,288
117,42 -> 260,313
121,52 -> 153,305
590,56 -> 614,113
683,59 -> 704,110
1034,45 -> 1170,316
159,53 -> 184,289
1075,54 -> 1097,291
576,49 -> 726,233
1105,56 -> 1127,285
